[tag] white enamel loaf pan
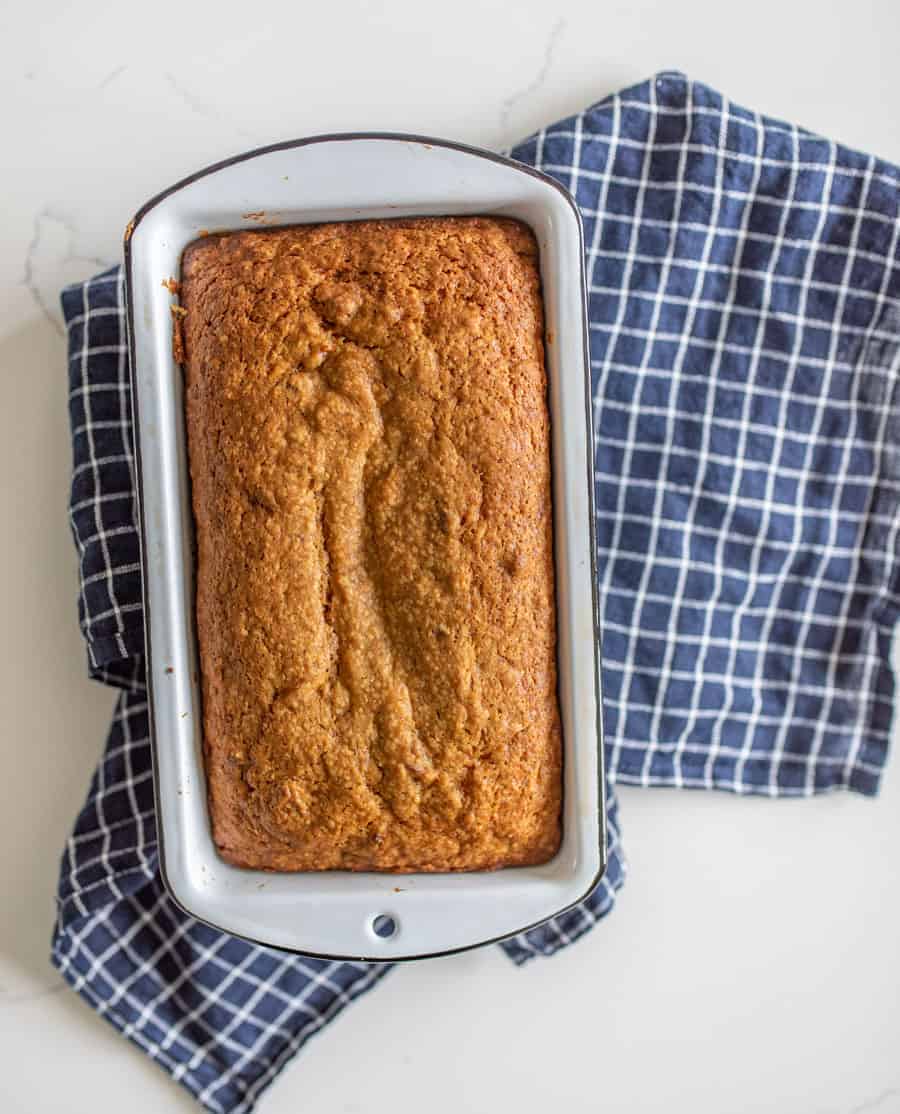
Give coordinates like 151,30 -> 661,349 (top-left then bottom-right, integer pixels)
125,134 -> 605,961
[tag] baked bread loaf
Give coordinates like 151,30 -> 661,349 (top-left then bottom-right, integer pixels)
180,216 -> 561,871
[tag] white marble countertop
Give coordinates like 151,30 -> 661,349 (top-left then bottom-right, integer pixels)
2,2 -> 900,1111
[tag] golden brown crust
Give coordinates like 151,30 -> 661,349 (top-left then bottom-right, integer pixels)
181,216 -> 561,872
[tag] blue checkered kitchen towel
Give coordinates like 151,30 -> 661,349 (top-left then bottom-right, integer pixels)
54,72 -> 900,1114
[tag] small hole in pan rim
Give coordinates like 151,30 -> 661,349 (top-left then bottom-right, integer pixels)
371,913 -> 398,939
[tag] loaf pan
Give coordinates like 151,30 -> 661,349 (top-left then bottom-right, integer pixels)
125,133 -> 606,961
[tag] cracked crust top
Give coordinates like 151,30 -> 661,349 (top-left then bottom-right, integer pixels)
181,216 -> 562,872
